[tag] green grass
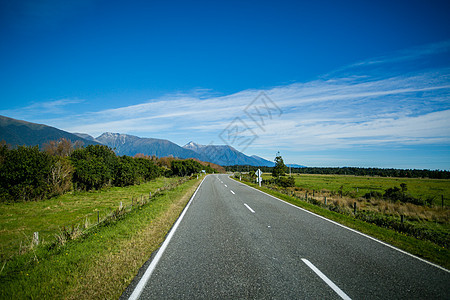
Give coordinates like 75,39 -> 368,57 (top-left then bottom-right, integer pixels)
262,173 -> 450,205
0,176 -> 202,299
0,177 -> 182,260
235,177 -> 450,270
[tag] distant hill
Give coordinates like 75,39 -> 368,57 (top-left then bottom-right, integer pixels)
0,115 -> 99,148
183,141 -> 275,166
96,132 -> 208,160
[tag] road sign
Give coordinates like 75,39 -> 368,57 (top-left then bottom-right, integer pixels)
256,169 -> 262,187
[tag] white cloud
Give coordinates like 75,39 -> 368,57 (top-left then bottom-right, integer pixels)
4,42 -> 450,162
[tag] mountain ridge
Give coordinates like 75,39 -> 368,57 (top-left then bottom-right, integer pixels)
183,141 -> 275,166
96,132 -> 209,161
0,115 -> 99,148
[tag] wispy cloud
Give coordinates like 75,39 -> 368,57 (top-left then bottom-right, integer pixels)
0,99 -> 84,121
55,64 -> 449,153
3,41 -> 449,167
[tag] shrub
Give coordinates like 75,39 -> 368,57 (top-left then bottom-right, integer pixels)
0,146 -> 54,201
171,159 -> 202,176
364,191 -> 383,199
70,145 -> 117,190
275,176 -> 295,188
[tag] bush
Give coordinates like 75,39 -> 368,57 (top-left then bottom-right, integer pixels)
275,176 -> 295,188
0,146 -> 54,201
171,159 -> 202,177
364,191 -> 383,199
70,145 -> 117,190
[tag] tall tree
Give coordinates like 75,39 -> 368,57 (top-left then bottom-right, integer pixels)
272,152 -> 287,178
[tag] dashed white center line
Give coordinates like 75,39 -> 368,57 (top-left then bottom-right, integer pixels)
224,184 -> 227,187
301,259 -> 351,300
244,203 -> 255,213
230,190 -> 235,195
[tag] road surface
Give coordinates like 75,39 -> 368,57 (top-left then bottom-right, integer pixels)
125,174 -> 449,299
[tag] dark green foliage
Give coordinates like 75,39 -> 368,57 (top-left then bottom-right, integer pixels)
272,153 -> 287,178
383,184 -> 425,205
171,159 -> 202,176
275,176 -> 295,187
364,191 -> 383,199
113,156 -> 161,187
70,145 -> 117,191
0,140 -> 197,201
70,145 -> 163,190
0,146 -> 54,201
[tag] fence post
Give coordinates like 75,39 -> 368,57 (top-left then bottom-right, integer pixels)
324,196 -> 327,205
305,192 -> 308,201
353,202 -> 357,214
33,232 -> 39,246
97,211 -> 100,223
149,192 -> 152,199
119,201 -> 123,210
401,215 -> 404,224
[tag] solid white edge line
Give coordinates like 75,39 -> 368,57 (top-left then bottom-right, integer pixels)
244,203 -> 255,213
230,190 -> 235,195
302,259 -> 352,300
128,175 -> 208,300
230,176 -> 450,273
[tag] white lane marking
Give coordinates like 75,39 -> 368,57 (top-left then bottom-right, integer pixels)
224,184 -> 227,187
232,177 -> 450,273
230,190 -> 235,195
128,176 -> 208,300
302,259 -> 352,300
244,203 -> 255,213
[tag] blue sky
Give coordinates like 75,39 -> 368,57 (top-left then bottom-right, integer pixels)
1,0 -> 449,169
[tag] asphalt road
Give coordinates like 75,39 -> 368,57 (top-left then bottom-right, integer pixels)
126,174 -> 449,299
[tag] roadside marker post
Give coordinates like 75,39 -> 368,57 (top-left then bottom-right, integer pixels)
255,169 -> 262,187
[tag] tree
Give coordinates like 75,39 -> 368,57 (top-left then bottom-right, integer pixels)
272,152 -> 287,178
70,145 -> 118,190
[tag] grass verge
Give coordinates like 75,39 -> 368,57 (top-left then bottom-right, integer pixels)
0,176 -> 184,260
0,176 -> 202,299
234,178 -> 450,270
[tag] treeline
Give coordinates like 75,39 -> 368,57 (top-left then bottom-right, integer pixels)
295,167 -> 450,179
0,139 -> 215,202
225,165 -> 450,179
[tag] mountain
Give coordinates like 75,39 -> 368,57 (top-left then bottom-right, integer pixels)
250,155 -> 275,167
183,141 -> 275,166
73,132 -> 101,144
0,115 -> 99,147
96,133 -> 208,160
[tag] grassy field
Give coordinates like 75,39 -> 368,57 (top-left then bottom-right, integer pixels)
263,173 -> 450,205
0,176 -> 203,299
0,177 -> 183,260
